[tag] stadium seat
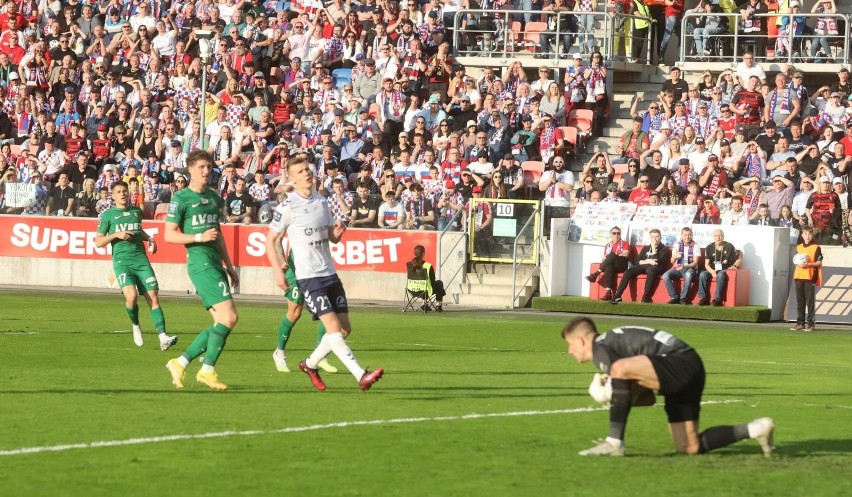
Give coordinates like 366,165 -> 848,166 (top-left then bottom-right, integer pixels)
521,160 -> 545,174
559,126 -> 578,149
521,22 -> 547,53
153,203 -> 169,221
523,169 -> 542,199
568,109 -> 595,136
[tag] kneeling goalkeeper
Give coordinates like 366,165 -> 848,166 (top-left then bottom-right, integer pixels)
562,317 -> 775,457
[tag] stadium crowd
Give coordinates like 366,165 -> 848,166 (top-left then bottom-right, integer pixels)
0,0 -> 848,247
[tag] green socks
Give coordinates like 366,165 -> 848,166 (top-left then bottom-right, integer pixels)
150,307 -> 166,333
126,305 -> 140,326
277,317 -> 294,350
203,323 -> 232,366
183,328 -> 211,362
315,322 -> 327,346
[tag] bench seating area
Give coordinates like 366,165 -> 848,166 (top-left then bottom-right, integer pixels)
588,248 -> 751,307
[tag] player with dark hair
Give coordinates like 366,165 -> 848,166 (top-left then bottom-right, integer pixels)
268,157 -> 383,391
562,317 -> 775,457
95,181 -> 177,350
164,150 -> 240,391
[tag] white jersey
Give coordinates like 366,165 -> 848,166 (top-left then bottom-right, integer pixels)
269,191 -> 337,280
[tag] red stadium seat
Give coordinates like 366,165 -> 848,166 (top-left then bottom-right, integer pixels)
521,22 -> 547,53
153,203 -> 169,221
523,170 -> 542,199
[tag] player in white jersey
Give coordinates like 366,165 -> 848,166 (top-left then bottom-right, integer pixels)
267,157 -> 384,391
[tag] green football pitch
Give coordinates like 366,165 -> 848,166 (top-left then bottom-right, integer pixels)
1,290 -> 851,497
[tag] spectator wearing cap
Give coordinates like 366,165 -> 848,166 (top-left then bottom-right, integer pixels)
510,115 -> 538,164
687,136 -> 711,175
690,101 -> 716,140
447,95 -> 478,133
667,99 -> 690,138
754,120 -> 780,158
764,73 -> 801,136
54,99 -> 81,138
806,176 -> 842,244
698,154 -> 728,197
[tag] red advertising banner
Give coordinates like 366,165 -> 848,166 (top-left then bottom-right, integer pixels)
233,224 -> 437,271
0,216 -> 436,273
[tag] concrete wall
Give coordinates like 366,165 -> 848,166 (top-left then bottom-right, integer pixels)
543,225 -> 792,320
0,232 -> 469,303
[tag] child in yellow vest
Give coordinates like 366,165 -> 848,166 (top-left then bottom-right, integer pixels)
791,226 -> 823,331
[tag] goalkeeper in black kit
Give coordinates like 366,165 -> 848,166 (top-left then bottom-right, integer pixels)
562,317 -> 775,457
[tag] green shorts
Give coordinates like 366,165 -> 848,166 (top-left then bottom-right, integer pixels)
189,265 -> 233,309
114,262 -> 159,294
284,270 -> 303,305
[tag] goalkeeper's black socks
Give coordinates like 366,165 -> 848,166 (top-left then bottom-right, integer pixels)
699,424 -> 749,453
608,378 -> 633,441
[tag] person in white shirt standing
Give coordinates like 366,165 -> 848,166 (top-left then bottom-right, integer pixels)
266,157 -> 384,392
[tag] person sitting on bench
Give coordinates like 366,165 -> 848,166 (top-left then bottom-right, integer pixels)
610,228 -> 670,304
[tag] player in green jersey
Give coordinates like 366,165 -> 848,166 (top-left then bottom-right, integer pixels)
95,182 -> 177,350
265,218 -> 338,374
163,150 -> 239,391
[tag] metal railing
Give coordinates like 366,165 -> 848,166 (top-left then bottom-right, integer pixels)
437,207 -> 466,284
679,11 -> 849,65
510,204 -> 541,310
452,9 -> 630,62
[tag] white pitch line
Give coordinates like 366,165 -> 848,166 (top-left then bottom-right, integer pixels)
0,400 -> 742,458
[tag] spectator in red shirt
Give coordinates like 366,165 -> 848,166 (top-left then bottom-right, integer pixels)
731,75 -> 765,140
628,174 -> 653,206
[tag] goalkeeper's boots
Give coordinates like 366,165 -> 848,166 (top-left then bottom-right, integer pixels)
752,417 -> 775,457
196,370 -> 228,391
579,438 -> 625,457
166,359 -> 185,389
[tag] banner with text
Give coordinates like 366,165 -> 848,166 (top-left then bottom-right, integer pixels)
628,205 -> 698,246
4,183 -> 37,208
0,216 -> 435,272
568,202 -> 637,245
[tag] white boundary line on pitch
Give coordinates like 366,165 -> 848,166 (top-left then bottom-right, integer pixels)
0,400 -> 742,458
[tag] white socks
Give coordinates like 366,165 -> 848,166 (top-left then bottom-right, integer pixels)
326,333 -> 365,380
200,364 -> 215,373
306,333 -> 335,370
177,356 -> 190,368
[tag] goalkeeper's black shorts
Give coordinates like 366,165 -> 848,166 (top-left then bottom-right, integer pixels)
648,349 -> 706,423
